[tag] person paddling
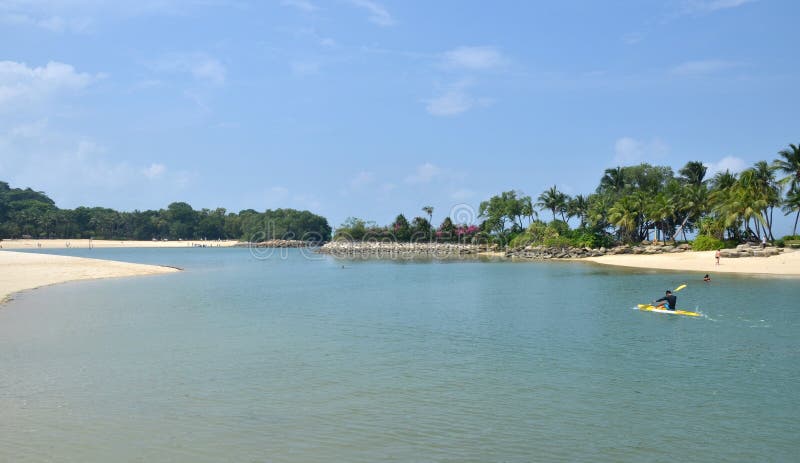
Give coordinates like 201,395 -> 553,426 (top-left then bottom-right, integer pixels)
653,290 -> 677,311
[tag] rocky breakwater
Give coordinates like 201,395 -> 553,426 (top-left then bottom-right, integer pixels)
237,239 -> 318,248
506,242 -> 692,260
719,243 -> 783,258
318,241 -> 498,259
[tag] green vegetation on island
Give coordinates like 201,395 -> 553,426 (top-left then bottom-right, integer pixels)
335,143 -> 800,249
0,182 -> 331,242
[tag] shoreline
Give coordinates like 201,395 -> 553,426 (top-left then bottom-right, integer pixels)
0,239 -> 240,250
585,249 -> 800,276
0,250 -> 180,304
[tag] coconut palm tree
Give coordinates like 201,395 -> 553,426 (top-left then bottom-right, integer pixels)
608,195 -> 640,242
421,206 -> 434,238
567,194 -> 589,228
422,206 -> 433,223
783,187 -> 800,237
678,161 -> 708,186
774,143 -> 800,191
599,167 -> 626,195
536,186 -> 568,222
748,160 -> 781,240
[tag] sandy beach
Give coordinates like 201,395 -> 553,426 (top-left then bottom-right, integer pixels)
586,249 -> 800,276
0,250 -> 180,303
0,239 -> 240,249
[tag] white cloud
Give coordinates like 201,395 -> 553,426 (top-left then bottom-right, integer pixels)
443,46 -> 506,71
143,163 -> 166,179
705,156 -> 747,175
281,0 -> 318,12
425,80 -> 492,117
683,0 -> 756,13
153,53 -> 226,85
426,89 -> 473,116
9,119 -> 48,138
1,12 -> 92,33
0,123 -> 193,208
191,58 -> 226,85
671,59 -> 739,76
348,0 -> 394,26
0,60 -> 96,108
405,163 -> 442,184
613,137 -> 669,164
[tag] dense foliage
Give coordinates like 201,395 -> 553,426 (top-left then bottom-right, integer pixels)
0,182 -> 331,242
332,143 -> 800,250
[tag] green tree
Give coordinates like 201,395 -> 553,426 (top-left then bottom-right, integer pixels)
393,214 -> 411,241
678,161 -> 708,186
782,187 -> 800,236
536,186 -> 568,222
421,206 -> 434,229
774,143 -> 800,191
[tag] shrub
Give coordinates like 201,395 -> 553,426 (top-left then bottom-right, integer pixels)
692,235 -> 724,251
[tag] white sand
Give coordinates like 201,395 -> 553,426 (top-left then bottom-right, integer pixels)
0,250 -> 180,303
586,249 -> 800,276
0,239 -> 239,249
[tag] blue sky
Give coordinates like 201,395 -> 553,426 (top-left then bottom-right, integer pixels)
1,0 -> 798,233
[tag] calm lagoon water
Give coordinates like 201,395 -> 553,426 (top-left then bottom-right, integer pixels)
1,248 -> 798,462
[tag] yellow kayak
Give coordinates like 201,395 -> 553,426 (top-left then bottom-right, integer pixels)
637,304 -> 701,317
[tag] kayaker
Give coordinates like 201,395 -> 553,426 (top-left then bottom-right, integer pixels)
653,290 -> 676,311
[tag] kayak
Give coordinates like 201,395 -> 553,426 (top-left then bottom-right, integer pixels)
637,304 -> 701,317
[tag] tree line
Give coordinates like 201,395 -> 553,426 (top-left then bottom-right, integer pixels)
335,143 -> 800,249
0,181 -> 331,242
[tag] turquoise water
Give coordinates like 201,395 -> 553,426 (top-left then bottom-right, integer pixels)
1,248 -> 798,462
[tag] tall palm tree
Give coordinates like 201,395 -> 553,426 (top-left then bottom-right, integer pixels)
774,143 -> 800,191
421,206 -> 434,231
567,194 -> 589,228
608,195 -> 640,242
710,170 -> 737,190
783,187 -> 800,237
678,161 -> 708,186
599,167 -> 626,195
536,186 -> 567,222
749,160 -> 781,240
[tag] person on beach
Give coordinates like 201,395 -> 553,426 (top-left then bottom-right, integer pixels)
703,274 -> 711,282
653,290 -> 677,311
715,249 -> 721,265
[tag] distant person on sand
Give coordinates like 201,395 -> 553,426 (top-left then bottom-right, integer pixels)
653,290 -> 676,311
703,274 -> 711,282
715,249 -> 721,265
761,236 -> 767,248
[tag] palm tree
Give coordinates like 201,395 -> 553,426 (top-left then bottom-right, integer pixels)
783,187 -> 800,237
774,143 -> 800,191
710,169 -> 737,191
421,206 -> 434,235
567,194 -> 589,228
536,186 -> 567,222
749,160 -> 781,240
678,161 -> 707,186
599,167 -> 626,195
608,195 -> 640,242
